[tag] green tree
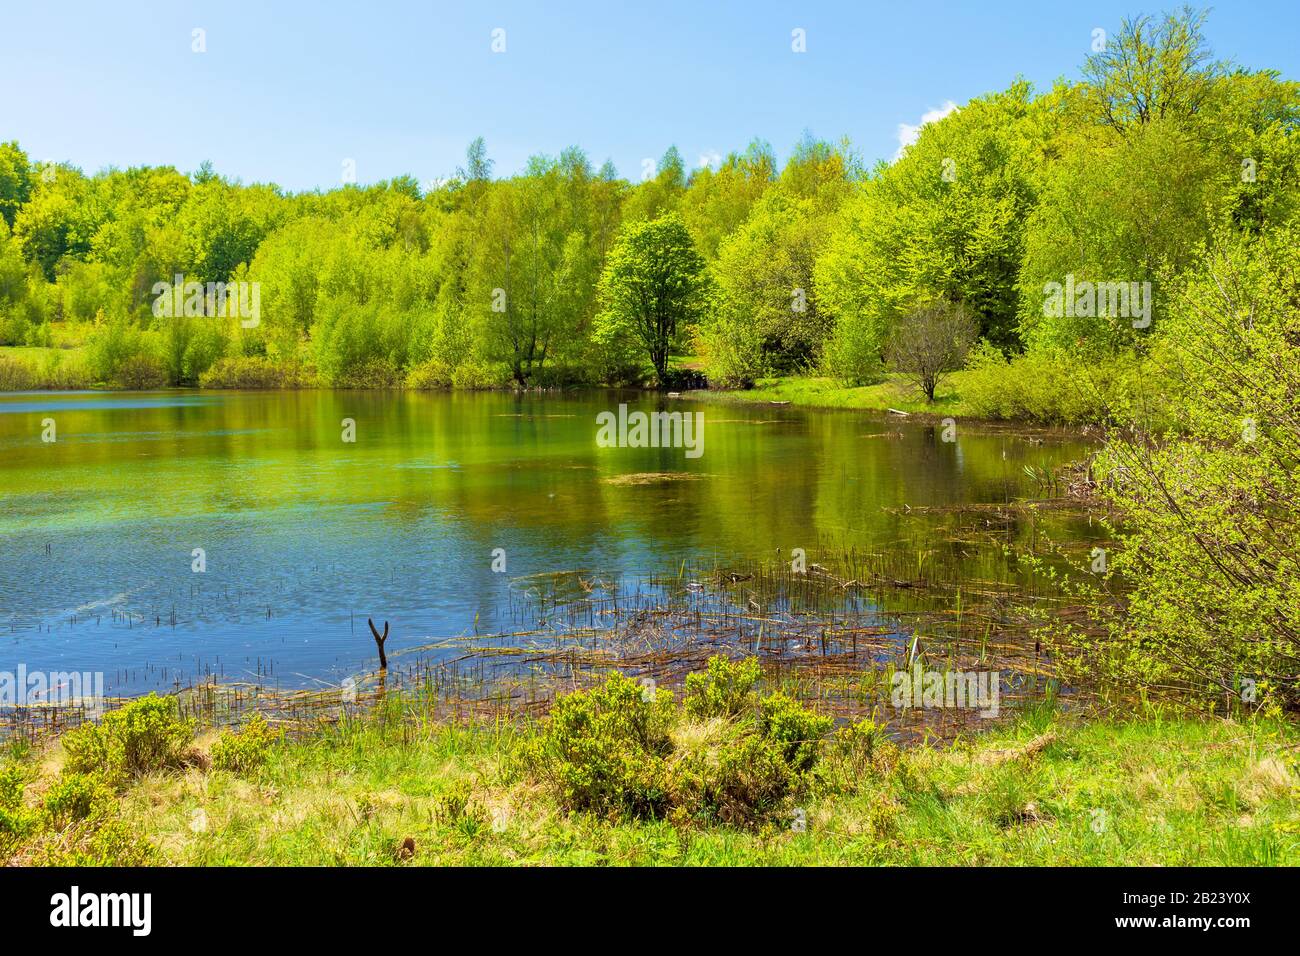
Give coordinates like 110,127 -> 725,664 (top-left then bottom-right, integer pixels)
0,141 -> 33,229
1072,225 -> 1300,711
816,82 -> 1048,381
594,213 -> 710,385
1082,7 -> 1224,133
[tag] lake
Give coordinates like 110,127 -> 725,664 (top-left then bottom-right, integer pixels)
0,389 -> 1101,702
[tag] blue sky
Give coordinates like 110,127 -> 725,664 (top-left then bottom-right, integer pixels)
3,1 -> 1298,192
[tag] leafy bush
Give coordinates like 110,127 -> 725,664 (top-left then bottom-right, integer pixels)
521,672 -> 676,819
757,692 -> 834,773
28,818 -> 156,867
41,772 -> 114,830
211,714 -> 281,774
525,662 -> 840,829
199,355 -> 310,388
111,352 -> 168,389
35,352 -> 91,389
62,693 -> 196,782
0,355 -> 34,390
819,314 -> 886,386
817,717 -> 901,792
683,655 -> 761,719
312,297 -> 410,386
405,358 -> 453,389
0,765 -> 35,856
449,360 -> 507,390
1064,227 -> 1300,711
700,735 -> 797,827
330,356 -> 403,389
85,317 -> 148,383
960,341 -> 1153,425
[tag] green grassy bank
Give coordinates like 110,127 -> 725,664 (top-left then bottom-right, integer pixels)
3,665 -> 1296,867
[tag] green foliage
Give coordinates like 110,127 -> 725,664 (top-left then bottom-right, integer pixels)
960,342 -> 1152,424
0,141 -> 33,229
28,818 -> 157,867
199,354 -> 311,388
1067,225 -> 1300,711
211,714 -> 282,775
62,693 -> 196,782
817,81 -> 1048,372
85,316 -> 152,384
757,692 -> 834,774
697,734 -> 797,827
683,655 -> 761,719
312,298 -> 410,386
595,213 -> 711,385
524,661 -> 837,829
821,717 -> 899,786
41,772 -> 115,830
0,7 -> 1294,433
0,765 -> 36,856
521,672 -> 676,819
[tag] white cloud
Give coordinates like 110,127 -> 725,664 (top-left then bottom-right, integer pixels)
697,150 -> 722,170
894,101 -> 958,160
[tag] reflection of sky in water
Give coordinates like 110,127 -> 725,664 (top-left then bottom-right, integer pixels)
0,390 -> 1101,693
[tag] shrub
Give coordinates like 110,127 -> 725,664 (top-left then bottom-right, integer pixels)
331,356 -> 402,389
521,672 -> 676,819
758,692 -> 834,774
29,818 -> 156,867
819,312 -> 886,386
199,355 -> 309,388
111,352 -> 168,389
960,341 -> 1153,425
707,735 -> 797,827
312,297 -> 410,385
0,356 -> 34,390
0,764 -> 25,810
1065,227 -> 1300,712
36,352 -> 91,389
431,781 -> 489,834
41,772 -> 114,830
449,359 -> 507,390
817,717 -> 901,792
85,317 -> 147,383
211,714 -> 281,774
683,655 -> 761,720
0,765 -> 35,857
524,663 -> 843,829
405,358 -> 453,389
62,693 -> 195,781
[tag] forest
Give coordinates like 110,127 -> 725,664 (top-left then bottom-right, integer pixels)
0,8 -> 1293,427
0,6 -> 1298,878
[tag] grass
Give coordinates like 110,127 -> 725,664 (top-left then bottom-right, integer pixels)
0,345 -> 79,363
688,372 -> 976,418
0,344 -> 92,390
6,696 -> 1296,866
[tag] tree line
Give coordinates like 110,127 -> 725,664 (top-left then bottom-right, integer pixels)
0,7 -> 1296,411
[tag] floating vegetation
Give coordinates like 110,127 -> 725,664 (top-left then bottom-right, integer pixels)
599,472 -> 706,485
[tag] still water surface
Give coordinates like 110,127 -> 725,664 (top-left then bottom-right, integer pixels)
0,390 -> 1099,694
